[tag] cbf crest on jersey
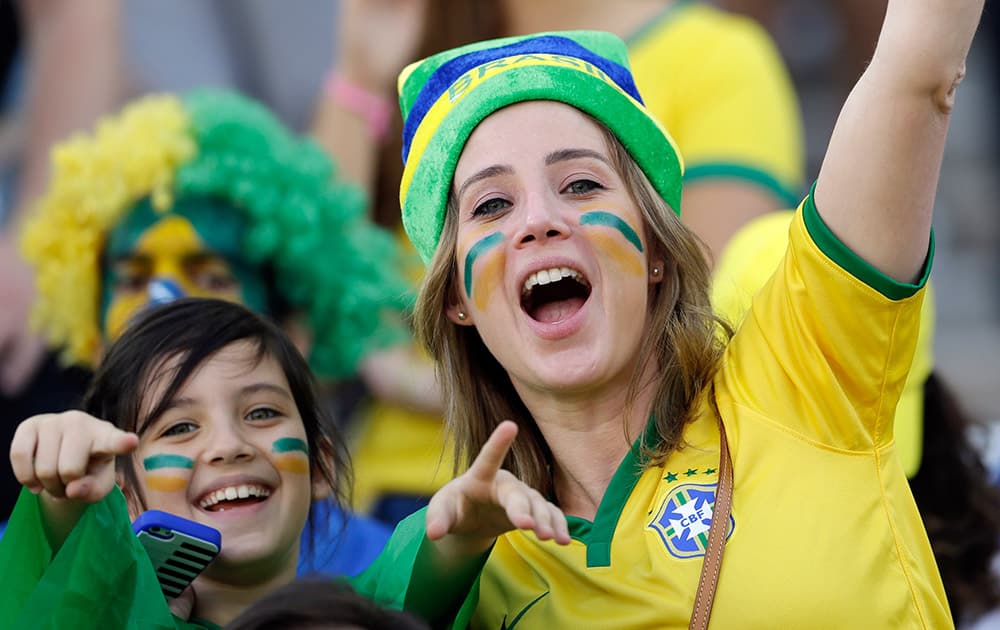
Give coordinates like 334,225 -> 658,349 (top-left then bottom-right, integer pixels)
648,482 -> 735,559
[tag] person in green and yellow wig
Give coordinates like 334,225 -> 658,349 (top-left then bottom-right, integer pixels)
21,90 -> 411,379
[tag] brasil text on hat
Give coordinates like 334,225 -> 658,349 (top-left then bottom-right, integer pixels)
397,30 -> 685,265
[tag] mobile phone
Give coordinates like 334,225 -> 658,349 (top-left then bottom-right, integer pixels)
133,510 -> 222,598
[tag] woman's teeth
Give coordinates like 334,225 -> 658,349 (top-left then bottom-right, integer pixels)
522,267 -> 586,295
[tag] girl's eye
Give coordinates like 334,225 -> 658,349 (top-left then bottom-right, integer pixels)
565,179 -> 602,195
472,197 -> 511,218
246,407 -> 280,422
162,422 -> 197,437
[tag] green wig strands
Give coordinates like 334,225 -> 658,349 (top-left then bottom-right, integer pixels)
22,90 -> 411,377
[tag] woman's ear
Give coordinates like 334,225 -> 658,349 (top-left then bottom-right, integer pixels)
649,257 -> 667,285
445,279 -> 475,326
445,301 -> 475,326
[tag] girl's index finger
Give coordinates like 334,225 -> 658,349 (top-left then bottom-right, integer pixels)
467,420 -> 519,482
92,429 -> 139,457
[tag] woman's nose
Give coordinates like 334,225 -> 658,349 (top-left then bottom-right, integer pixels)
513,193 -> 572,248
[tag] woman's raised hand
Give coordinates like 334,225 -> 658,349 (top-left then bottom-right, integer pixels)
10,410 -> 138,503
426,421 -> 571,550
336,0 -> 429,92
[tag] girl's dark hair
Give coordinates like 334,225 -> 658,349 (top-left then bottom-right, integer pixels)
909,371 -> 1000,623
225,579 -> 430,630
82,298 -> 350,535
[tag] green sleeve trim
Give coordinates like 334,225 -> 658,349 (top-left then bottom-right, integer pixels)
624,0 -> 693,47
803,183 -> 933,300
565,419 -> 654,568
684,162 -> 801,208
352,507 -> 484,627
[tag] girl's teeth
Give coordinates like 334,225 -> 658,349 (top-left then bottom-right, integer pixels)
199,484 -> 271,509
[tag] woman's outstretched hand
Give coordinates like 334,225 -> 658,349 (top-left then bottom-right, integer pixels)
425,421 -> 571,551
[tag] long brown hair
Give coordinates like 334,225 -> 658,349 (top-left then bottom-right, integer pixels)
412,119 -> 731,498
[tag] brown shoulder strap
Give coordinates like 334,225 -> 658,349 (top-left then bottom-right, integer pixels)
689,415 -> 734,630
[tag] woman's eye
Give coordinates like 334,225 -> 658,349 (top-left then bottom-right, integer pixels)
565,179 -> 602,195
162,422 -> 197,437
246,407 -> 280,422
472,197 -> 511,218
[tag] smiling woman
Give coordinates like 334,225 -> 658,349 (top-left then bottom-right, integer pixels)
385,4 -> 983,626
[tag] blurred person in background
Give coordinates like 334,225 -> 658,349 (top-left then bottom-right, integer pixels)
721,0 -> 888,85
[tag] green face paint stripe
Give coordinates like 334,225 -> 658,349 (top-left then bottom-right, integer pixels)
463,232 -> 504,297
580,211 -> 643,253
143,454 -> 194,470
272,437 -> 309,454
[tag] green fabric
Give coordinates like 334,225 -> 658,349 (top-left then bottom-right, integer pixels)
683,162 -> 801,209
565,418 -> 655,568
353,507 -> 486,629
178,90 -> 414,378
0,487 -> 207,629
623,0 -> 693,47
399,31 -> 634,116
0,489 -> 480,629
804,183 -> 933,300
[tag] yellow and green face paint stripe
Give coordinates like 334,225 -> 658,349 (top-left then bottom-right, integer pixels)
463,231 -> 505,301
143,454 -> 194,492
272,437 -> 310,475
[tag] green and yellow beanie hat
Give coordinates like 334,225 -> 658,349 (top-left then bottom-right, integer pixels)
397,30 -> 684,265
21,89 -> 411,378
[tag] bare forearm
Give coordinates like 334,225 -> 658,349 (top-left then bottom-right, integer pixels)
310,90 -> 382,193
14,0 -> 124,216
814,0 -> 983,283
37,493 -> 87,552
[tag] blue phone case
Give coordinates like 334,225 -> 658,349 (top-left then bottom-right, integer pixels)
132,510 -> 222,598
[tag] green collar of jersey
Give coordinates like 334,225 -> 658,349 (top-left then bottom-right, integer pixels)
624,0 -> 693,48
565,418 -> 658,567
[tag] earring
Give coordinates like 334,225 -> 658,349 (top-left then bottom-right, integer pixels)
457,311 -> 467,321
651,266 -> 661,277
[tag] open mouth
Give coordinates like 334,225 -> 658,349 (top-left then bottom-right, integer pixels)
198,484 -> 272,512
521,267 -> 592,323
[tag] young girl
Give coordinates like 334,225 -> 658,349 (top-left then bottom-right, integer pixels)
2,298 -> 569,628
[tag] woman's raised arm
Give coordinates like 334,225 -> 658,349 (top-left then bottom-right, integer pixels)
814,0 -> 984,283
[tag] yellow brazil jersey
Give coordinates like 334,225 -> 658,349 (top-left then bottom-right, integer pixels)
471,196 -> 950,628
628,1 -> 804,206
711,211 -> 935,478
